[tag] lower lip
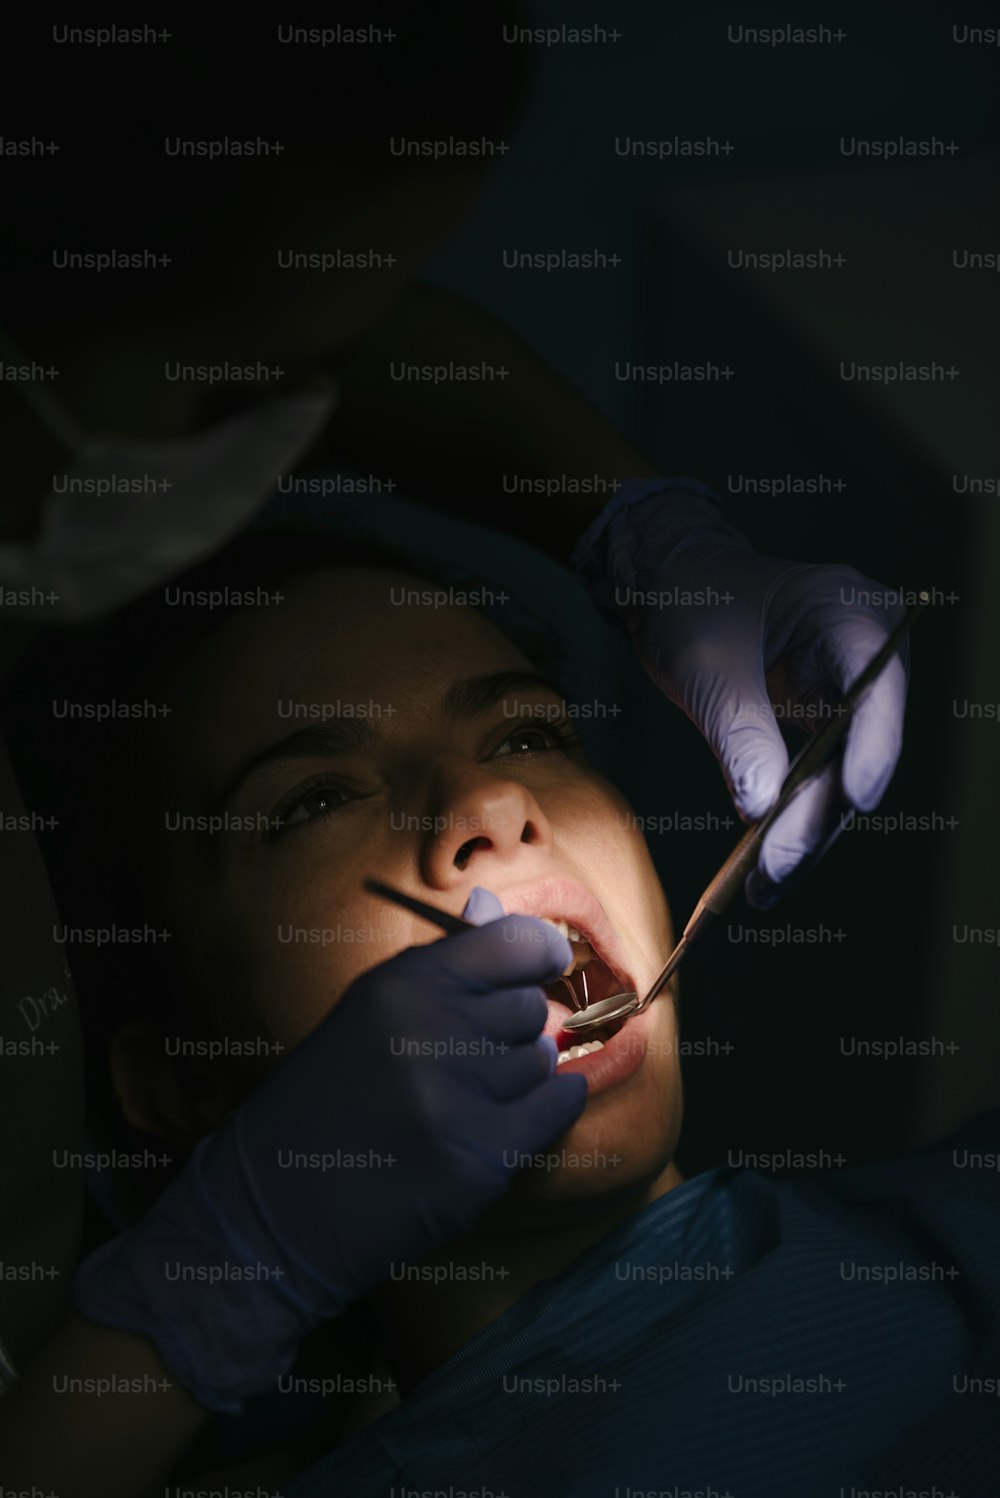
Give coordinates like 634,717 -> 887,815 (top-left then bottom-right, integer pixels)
545,999 -> 655,1098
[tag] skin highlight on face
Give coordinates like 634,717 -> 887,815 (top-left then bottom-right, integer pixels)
114,567 -> 684,1220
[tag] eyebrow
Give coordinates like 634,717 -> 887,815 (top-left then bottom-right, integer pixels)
212,668 -> 566,813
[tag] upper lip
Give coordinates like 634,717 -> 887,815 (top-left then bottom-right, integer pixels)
494,876 -> 636,999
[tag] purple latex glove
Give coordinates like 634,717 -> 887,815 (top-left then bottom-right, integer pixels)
73,890 -> 586,1413
573,480 -> 909,908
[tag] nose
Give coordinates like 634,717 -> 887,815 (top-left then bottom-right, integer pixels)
418,762 -> 554,892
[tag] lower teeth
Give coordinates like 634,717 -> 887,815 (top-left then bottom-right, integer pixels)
556,1039 -> 605,1065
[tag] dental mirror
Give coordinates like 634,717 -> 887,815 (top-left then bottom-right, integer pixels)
560,990 -> 640,1032
557,932 -> 690,1034
362,877 -> 651,1033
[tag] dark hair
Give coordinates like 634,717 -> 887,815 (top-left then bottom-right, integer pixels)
2,529 -> 420,1054
0,524 -> 556,1164
3,6 -> 536,332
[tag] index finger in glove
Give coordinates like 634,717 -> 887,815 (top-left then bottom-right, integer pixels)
747,758 -> 848,908
652,623 -> 792,823
427,913 -> 573,992
813,616 -> 907,813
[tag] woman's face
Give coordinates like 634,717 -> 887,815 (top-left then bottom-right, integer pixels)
150,567 -> 682,1203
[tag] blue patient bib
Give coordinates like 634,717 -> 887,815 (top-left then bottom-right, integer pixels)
284,1113 -> 1000,1498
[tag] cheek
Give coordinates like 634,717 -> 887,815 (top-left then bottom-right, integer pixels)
520,999 -> 682,1201
554,779 -> 673,945
593,1003 -> 683,1160
646,999 -> 683,1098
199,863 -> 406,1051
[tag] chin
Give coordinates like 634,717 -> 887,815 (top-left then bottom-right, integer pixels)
507,1072 -> 683,1211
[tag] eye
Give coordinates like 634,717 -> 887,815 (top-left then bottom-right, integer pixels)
273,775 -> 354,834
491,717 -> 581,758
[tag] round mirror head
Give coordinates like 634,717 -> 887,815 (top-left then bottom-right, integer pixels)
560,990 -> 639,1034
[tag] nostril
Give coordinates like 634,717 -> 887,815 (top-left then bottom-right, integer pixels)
454,836 -> 490,871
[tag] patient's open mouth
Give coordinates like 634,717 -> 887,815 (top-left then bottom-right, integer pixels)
497,878 -> 650,1097
537,918 -> 630,1059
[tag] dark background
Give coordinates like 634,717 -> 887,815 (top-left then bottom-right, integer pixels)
4,2 -> 999,1183
420,0 -> 1000,1173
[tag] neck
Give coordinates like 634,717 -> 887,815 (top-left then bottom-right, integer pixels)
368,1158 -> 684,1394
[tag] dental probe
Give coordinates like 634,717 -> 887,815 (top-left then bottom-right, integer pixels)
561,591 -> 931,1036
363,877 -> 473,934
363,879 -> 594,1014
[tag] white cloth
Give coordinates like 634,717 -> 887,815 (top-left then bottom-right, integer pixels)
0,322 -> 338,622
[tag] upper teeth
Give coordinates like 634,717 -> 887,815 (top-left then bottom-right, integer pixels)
541,918 -> 590,977
544,918 -> 583,943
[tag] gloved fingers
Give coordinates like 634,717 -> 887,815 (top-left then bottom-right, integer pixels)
632,560 -> 794,822
789,605 -> 908,814
412,1070 -> 581,1173
461,1032 -> 558,1101
840,662 -> 906,811
357,984 -> 547,1071
648,616 -> 795,823
715,706 -> 792,824
497,1072 -> 589,1160
461,885 -> 505,925
746,800 -> 852,911
678,647 -> 791,822
836,653 -> 906,813
428,913 -> 572,992
387,983 -> 550,1058
745,759 -> 848,908
470,984 -> 550,1042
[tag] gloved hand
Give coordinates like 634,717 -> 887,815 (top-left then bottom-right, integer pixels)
572,480 -> 909,908
73,889 -> 586,1414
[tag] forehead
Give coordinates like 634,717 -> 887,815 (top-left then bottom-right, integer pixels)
166,567 -> 535,765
